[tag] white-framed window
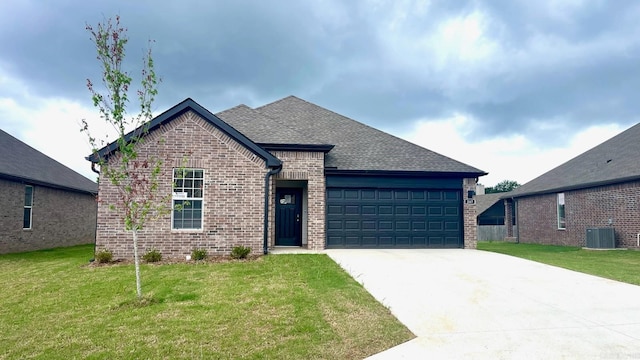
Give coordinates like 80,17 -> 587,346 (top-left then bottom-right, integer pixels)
557,193 -> 566,230
172,168 -> 204,230
23,185 -> 33,229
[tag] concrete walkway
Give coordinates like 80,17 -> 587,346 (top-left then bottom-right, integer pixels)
326,249 -> 640,359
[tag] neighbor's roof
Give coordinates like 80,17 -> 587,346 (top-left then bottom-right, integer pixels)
506,122 -> 640,198
243,96 -> 486,175
0,129 -> 97,194
476,193 -> 505,215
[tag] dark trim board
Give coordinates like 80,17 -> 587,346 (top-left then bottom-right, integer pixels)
326,174 -> 462,189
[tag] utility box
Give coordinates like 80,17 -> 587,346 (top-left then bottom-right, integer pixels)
586,227 -> 615,249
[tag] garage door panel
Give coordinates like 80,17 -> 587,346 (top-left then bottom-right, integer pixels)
412,206 -> 427,215
328,220 -> 343,230
362,205 -> 377,215
396,206 -> 410,215
362,236 -> 377,246
396,236 -> 410,246
445,221 -> 460,231
395,191 -> 409,200
379,206 -> 393,215
411,191 -> 426,200
345,205 -> 360,215
327,205 -> 343,215
379,190 -> 393,200
445,207 -> 459,216
326,188 -> 462,248
362,220 -> 376,230
361,190 -> 376,200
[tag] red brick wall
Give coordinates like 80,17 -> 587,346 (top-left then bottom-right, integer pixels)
270,151 -> 326,250
95,111 -> 268,259
517,180 -> 640,248
0,178 -> 97,254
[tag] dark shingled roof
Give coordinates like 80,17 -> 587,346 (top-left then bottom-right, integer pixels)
0,129 -> 97,194
506,122 -> 640,198
476,193 -> 505,215
215,104 -> 326,146
251,96 -> 486,175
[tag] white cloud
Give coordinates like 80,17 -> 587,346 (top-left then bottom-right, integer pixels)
0,96 -> 103,181
398,114 -> 624,186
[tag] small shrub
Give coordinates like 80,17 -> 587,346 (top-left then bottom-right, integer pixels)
191,248 -> 208,261
95,248 -> 113,263
142,249 -> 162,263
230,245 -> 251,259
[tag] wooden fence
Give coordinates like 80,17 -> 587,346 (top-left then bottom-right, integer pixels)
477,225 -> 517,241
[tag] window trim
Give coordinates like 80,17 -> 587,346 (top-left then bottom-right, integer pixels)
557,193 -> 566,230
23,185 -> 33,230
171,168 -> 204,231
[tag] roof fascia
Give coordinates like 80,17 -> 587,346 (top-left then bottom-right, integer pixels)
503,175 -> 640,199
325,169 -> 487,178
258,143 -> 335,153
0,173 -> 97,195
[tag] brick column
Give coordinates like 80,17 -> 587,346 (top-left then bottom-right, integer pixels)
463,178 -> 478,249
505,199 -> 513,238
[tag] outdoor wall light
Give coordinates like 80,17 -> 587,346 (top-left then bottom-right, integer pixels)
467,190 -> 475,199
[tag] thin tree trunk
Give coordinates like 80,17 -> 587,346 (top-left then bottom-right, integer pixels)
132,229 -> 142,298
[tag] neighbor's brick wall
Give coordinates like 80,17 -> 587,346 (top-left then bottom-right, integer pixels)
517,180 -> 640,248
0,178 -> 97,254
463,178 -> 478,249
504,199 -> 514,237
95,111 -> 267,259
269,151 -> 326,250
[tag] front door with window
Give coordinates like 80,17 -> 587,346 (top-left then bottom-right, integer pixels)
275,188 -> 303,246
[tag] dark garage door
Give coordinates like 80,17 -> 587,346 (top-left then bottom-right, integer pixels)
326,188 -> 462,248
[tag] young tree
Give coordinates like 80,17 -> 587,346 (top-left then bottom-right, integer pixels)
82,16 -> 161,298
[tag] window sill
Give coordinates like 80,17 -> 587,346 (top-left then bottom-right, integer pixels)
171,229 -> 204,233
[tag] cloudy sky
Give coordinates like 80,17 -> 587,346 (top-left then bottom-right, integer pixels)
2,0 -> 639,186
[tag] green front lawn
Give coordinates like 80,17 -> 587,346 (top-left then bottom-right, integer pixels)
0,245 -> 412,359
478,241 -> 640,286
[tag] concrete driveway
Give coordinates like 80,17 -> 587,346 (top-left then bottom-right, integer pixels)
326,249 -> 640,359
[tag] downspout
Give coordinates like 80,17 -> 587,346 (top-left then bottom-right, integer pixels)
514,198 -> 520,244
263,165 -> 283,255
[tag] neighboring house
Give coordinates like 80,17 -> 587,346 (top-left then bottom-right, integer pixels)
477,193 -> 507,226
476,193 -> 516,241
90,96 -> 486,258
0,129 -> 98,254
503,122 -> 640,248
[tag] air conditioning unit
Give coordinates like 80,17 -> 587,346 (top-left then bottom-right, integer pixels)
586,227 -> 615,249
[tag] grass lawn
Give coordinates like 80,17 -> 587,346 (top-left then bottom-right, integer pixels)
0,245 -> 413,359
478,241 -> 640,286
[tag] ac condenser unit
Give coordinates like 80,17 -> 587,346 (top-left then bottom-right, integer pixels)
586,227 -> 615,249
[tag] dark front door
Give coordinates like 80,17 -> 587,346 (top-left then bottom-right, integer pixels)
275,188 -> 303,246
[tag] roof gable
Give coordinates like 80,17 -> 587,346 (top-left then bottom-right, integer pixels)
0,129 -> 97,194
508,122 -> 640,198
89,98 -> 281,168
254,96 -> 486,175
